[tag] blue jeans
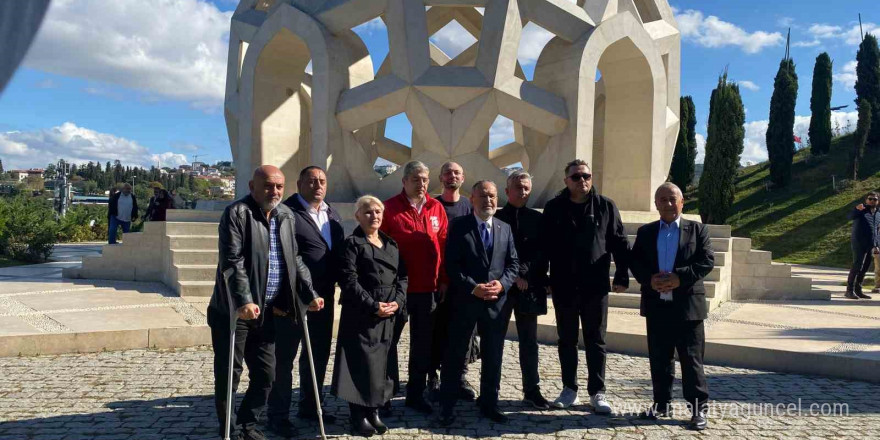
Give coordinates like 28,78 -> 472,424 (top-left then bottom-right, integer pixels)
108,217 -> 131,244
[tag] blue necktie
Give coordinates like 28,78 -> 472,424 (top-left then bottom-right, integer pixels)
481,222 -> 492,256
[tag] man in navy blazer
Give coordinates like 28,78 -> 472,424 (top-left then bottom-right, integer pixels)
630,182 -> 713,431
439,180 -> 518,426
267,166 -> 345,436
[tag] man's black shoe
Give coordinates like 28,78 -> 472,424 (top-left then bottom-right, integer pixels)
688,412 -> 708,431
427,377 -> 441,402
241,427 -> 268,440
405,396 -> 433,414
296,410 -> 336,424
438,408 -> 456,427
638,403 -> 672,420
856,291 -> 873,299
366,408 -> 389,434
523,389 -> 550,410
479,405 -> 509,423
379,400 -> 393,417
457,381 -> 477,401
266,419 -> 296,438
845,291 -> 860,299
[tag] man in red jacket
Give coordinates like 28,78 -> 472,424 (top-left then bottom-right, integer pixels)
381,160 -> 449,415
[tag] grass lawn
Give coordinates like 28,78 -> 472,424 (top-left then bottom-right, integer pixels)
685,134 -> 880,269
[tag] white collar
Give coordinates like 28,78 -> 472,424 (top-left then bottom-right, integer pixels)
297,193 -> 327,213
474,214 -> 493,229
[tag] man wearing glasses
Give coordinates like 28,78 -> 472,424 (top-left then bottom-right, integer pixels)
846,191 -> 880,299
536,159 -> 630,414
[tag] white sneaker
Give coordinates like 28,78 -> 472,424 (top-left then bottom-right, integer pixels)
590,393 -> 613,414
551,387 -> 580,409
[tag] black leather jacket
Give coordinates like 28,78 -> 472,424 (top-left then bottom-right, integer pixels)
207,194 -> 318,327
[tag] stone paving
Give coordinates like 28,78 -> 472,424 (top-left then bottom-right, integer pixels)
0,335 -> 878,440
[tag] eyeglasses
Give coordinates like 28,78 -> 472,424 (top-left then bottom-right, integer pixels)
868,197 -> 878,201
568,173 -> 592,182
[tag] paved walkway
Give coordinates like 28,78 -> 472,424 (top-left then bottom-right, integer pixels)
0,338 -> 877,440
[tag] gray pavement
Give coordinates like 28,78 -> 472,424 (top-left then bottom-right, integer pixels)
0,336 -> 877,440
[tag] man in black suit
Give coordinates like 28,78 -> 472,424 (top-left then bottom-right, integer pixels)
630,182 -> 713,431
846,192 -> 880,299
266,166 -> 345,437
440,180 -> 518,426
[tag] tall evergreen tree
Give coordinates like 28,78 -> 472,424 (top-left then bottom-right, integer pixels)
808,52 -> 833,155
851,99 -> 872,180
669,96 -> 692,189
0,158 -> 4,174
699,74 -> 745,224
686,96 -> 698,177
766,57 -> 798,187
856,34 -> 880,148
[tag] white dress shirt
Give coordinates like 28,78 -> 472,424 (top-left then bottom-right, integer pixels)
297,194 -> 333,249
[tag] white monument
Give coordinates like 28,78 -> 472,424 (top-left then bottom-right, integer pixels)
224,0 -> 681,210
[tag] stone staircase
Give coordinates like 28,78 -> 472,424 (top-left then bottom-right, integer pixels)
64,210 -> 826,305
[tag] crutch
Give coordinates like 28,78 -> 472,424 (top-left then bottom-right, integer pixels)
222,271 -> 237,440
301,311 -> 329,440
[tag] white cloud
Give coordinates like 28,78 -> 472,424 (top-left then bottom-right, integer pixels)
792,39 -> 821,48
807,24 -> 842,39
738,80 -> 760,91
352,17 -> 385,36
694,133 -> 706,163
737,111 -> 859,165
0,123 -> 189,170
23,0 -> 232,108
489,115 -> 514,149
805,22 -> 880,45
675,9 -> 784,54
833,60 -> 858,90
777,17 -> 795,28
430,20 -> 477,59
517,22 -> 555,66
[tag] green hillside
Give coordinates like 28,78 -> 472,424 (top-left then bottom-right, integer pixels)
684,134 -> 880,268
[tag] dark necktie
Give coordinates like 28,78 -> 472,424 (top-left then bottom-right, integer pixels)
481,222 -> 492,256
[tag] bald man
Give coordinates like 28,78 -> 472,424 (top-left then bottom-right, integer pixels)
630,183 -> 713,431
207,166 -> 324,440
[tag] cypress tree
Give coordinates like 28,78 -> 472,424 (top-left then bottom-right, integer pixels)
669,96 -> 692,189
851,99 -> 872,180
808,52 -> 833,155
766,58 -> 798,187
686,96 -> 697,178
699,74 -> 745,224
855,34 -> 880,148
0,158 -> 4,174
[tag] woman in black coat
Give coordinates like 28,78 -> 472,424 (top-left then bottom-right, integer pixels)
331,195 -> 407,437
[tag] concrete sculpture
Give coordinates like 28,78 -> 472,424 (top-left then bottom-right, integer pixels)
224,0 -> 681,210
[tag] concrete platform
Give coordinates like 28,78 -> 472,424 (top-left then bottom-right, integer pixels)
2,251 -> 877,384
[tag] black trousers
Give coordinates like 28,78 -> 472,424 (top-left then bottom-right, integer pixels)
209,309 -> 276,437
388,292 -> 438,396
266,295 -> 335,420
430,299 -> 476,384
847,247 -> 873,292
646,315 -> 710,413
553,293 -> 608,396
512,309 -> 541,394
440,297 -> 513,409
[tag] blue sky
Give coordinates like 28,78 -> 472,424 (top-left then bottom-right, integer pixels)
0,0 -> 876,171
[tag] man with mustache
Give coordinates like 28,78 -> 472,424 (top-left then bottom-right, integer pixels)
266,166 -> 345,437
207,165 -> 324,440
440,180 -> 519,426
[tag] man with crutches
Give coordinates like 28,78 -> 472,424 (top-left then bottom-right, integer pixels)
207,165 -> 324,440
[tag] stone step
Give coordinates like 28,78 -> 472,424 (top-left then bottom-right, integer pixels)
167,210 -> 223,222
168,235 -> 219,250
171,249 -> 219,266
608,292 -> 719,311
734,261 -> 792,278
733,276 -> 826,300
625,235 -> 731,252
732,237 -> 752,252
609,264 -> 721,282
178,280 -> 215,297
165,222 -> 220,236
622,223 -> 731,238
173,264 -> 216,282
612,277 -> 718,298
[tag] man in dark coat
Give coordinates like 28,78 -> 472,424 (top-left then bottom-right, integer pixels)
495,170 -> 551,409
629,182 -> 714,431
266,166 -> 345,436
846,191 -> 880,299
537,159 -> 629,414
207,165 -> 324,440
440,180 -> 518,426
107,183 -> 138,244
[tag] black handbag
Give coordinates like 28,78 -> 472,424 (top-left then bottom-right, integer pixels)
515,286 -> 548,316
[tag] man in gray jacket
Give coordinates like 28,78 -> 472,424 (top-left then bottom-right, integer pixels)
207,165 -> 323,440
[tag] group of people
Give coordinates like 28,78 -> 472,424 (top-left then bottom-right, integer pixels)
207,159 -> 715,440
107,184 -> 187,244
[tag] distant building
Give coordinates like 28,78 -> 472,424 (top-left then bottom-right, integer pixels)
8,169 -> 44,182
502,166 -> 523,176
374,164 -> 398,177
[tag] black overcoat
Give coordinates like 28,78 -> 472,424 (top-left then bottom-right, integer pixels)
330,227 -> 407,407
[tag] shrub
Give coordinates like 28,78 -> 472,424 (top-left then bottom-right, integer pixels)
0,196 -> 58,262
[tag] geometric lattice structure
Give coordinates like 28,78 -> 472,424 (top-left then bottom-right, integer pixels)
225,0 -> 681,210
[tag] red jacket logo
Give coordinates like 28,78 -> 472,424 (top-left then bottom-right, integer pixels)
430,216 -> 440,232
